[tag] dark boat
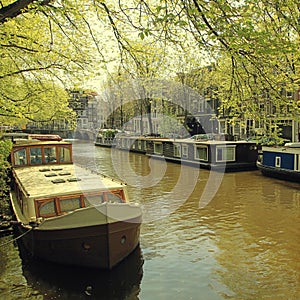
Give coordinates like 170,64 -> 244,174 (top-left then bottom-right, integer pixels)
257,142 -> 300,182
115,135 -> 259,172
9,137 -> 142,269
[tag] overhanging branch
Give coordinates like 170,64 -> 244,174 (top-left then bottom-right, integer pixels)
0,0 -> 51,23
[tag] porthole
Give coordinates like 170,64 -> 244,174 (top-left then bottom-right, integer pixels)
120,235 -> 126,245
82,242 -> 91,251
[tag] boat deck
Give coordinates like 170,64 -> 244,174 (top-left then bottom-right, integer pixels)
13,164 -> 126,199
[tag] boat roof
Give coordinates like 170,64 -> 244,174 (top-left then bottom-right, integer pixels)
1,133 -> 63,142
142,137 -> 256,145
262,145 -> 300,154
12,140 -> 71,148
117,135 -> 256,145
13,164 -> 126,199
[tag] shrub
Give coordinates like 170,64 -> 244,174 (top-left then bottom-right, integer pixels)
0,139 -> 12,198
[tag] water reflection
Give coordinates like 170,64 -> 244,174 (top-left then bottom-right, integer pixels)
197,171 -> 300,299
2,141 -> 300,299
19,242 -> 143,299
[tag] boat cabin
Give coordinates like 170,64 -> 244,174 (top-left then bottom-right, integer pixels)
10,140 -> 127,221
11,141 -> 73,167
261,144 -> 300,172
144,137 -> 259,171
9,136 -> 141,269
12,162 -> 128,223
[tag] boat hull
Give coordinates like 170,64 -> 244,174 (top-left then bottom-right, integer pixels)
148,154 -> 257,172
257,161 -> 300,182
8,137 -> 142,269
14,216 -> 141,269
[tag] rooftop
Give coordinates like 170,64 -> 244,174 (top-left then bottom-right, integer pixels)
13,164 -> 126,199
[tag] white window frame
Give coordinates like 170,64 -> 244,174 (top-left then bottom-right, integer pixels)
138,140 -> 142,150
275,156 -> 281,168
194,145 -> 208,161
182,145 -> 188,158
173,144 -> 181,157
216,145 -> 236,162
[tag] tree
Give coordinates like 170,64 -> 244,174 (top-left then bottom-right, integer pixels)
2,0 -> 300,136
0,139 -> 12,205
0,0 -> 99,128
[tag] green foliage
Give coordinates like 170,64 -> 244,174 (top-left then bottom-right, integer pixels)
2,0 -> 300,141
100,129 -> 119,138
0,139 -> 12,198
157,115 -> 184,138
0,1 -> 94,128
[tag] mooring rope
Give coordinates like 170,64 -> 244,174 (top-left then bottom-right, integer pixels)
0,226 -> 33,248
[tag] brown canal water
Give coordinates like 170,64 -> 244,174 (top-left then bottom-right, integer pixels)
0,140 -> 300,299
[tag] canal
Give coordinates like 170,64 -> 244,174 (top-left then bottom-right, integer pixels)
0,140 -> 300,299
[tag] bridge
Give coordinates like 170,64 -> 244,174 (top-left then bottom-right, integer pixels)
73,129 -> 97,140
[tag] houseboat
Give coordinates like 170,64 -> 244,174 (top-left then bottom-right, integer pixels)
9,138 -> 142,269
115,135 -> 148,154
257,143 -> 300,182
114,135 -> 259,172
95,129 -> 121,148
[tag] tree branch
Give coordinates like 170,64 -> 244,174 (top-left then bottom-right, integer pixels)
0,0 -> 51,23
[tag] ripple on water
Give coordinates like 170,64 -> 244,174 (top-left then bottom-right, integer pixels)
2,142 -> 300,300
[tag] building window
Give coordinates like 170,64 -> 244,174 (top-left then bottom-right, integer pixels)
174,144 -> 181,157
216,146 -> 236,162
195,145 -> 208,161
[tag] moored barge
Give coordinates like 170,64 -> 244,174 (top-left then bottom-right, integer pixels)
9,138 -> 142,269
95,129 -> 121,148
257,142 -> 300,182
113,135 -> 259,172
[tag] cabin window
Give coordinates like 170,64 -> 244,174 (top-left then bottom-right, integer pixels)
216,146 -> 236,162
59,197 -> 82,213
138,140 -> 142,150
59,146 -> 71,163
296,155 -> 300,171
36,199 -> 56,217
154,143 -> 163,154
182,145 -> 188,158
275,156 -> 281,167
30,147 -> 42,165
173,144 -> 181,157
195,146 -> 208,161
116,139 -> 121,148
84,194 -> 104,206
44,147 -> 57,163
13,148 -> 27,166
122,139 -> 126,148
127,139 -> 131,148
106,193 -> 123,203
